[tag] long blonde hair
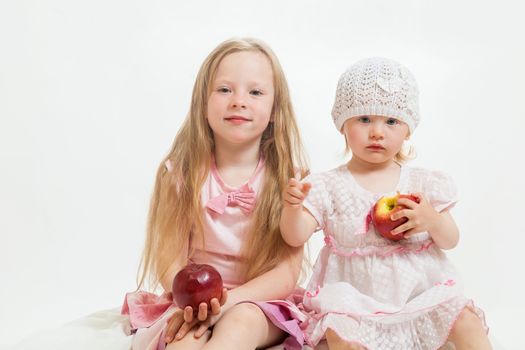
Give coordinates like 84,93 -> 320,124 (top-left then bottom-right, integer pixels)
138,38 -> 308,290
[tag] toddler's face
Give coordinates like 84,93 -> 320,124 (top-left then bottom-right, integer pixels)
343,115 -> 409,164
206,51 -> 274,147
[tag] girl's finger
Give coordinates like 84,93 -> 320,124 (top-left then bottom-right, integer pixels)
184,306 -> 194,323
287,189 -> 306,201
289,178 -> 300,187
164,312 -> 184,343
175,320 -> 197,341
302,182 -> 312,194
197,302 -> 208,321
391,209 -> 410,221
397,198 -> 418,209
194,323 -> 210,338
210,298 -> 221,315
219,288 -> 228,305
391,222 -> 413,235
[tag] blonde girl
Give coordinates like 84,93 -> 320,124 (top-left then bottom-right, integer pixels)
122,38 -> 308,350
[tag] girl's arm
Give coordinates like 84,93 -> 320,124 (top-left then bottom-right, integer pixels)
169,244 -> 304,341
227,244 -> 304,304
425,210 -> 459,249
279,177 -> 318,247
391,194 -> 460,250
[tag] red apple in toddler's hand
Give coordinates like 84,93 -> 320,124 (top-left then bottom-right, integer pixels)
172,263 -> 223,311
371,193 -> 420,241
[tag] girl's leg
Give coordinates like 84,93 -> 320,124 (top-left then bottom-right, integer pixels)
325,328 -> 365,350
202,302 -> 284,350
447,307 -> 492,350
165,328 -> 211,350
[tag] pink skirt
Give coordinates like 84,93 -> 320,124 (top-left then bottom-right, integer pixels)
121,291 -> 306,350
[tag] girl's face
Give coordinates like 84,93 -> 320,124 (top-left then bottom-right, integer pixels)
343,115 -> 409,165
207,51 -> 274,148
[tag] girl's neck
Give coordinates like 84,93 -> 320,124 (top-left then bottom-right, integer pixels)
213,139 -> 261,187
347,157 -> 402,194
347,156 -> 399,174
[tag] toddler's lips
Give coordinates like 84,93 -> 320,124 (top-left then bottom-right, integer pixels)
366,145 -> 386,151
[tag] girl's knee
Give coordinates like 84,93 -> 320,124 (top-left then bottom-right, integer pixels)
452,307 -> 483,334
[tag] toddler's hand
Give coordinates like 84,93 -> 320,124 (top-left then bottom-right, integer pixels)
389,193 -> 440,238
283,173 -> 311,209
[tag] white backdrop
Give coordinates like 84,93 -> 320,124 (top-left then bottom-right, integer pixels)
1,0 -> 524,349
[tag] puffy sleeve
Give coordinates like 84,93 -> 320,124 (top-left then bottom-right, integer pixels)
424,170 -> 458,212
302,172 -> 332,231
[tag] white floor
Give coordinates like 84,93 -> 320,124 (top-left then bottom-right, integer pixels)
3,308 -> 508,350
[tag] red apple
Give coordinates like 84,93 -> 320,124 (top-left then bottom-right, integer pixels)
172,263 -> 223,310
371,193 -> 420,241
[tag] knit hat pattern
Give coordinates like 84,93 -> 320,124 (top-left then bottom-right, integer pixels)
332,57 -> 420,133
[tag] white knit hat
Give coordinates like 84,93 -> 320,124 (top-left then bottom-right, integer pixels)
332,57 -> 420,134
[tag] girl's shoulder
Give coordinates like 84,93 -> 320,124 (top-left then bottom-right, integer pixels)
404,166 -> 458,206
405,166 -> 455,186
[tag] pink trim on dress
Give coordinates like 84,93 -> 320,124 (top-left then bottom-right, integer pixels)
323,234 -> 434,258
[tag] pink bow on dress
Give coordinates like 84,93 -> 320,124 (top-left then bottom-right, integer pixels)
206,183 -> 256,215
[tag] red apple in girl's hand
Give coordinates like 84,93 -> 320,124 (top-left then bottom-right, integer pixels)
371,193 -> 420,241
172,263 -> 224,310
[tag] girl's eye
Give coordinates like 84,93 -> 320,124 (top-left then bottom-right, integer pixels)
217,87 -> 231,93
386,118 -> 399,125
358,116 -> 370,123
250,89 -> 263,96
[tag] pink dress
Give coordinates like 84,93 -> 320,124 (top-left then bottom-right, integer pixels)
300,165 -> 488,349
121,158 -> 305,350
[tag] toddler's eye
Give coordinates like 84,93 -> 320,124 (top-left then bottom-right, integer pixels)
386,118 -> 399,125
358,116 -> 370,123
250,89 -> 263,96
217,87 -> 231,93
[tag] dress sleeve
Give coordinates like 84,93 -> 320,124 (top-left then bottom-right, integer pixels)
302,172 -> 331,231
425,170 -> 458,212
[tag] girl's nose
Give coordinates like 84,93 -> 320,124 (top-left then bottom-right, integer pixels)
230,93 -> 247,109
369,122 -> 384,139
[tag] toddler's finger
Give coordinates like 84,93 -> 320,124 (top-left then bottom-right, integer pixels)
390,209 -> 410,221
302,182 -> 312,194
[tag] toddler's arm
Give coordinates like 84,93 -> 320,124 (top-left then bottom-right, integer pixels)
280,176 -> 318,247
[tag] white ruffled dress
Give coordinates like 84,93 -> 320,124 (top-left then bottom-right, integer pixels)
300,165 -> 488,349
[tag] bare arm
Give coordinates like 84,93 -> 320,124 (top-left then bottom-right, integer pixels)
279,177 -> 318,247
425,210 -> 459,250
226,244 -> 304,305
169,245 -> 304,341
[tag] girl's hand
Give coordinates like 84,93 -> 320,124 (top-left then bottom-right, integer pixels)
164,308 -> 185,344
166,287 -> 228,342
389,193 -> 440,238
283,174 -> 311,209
